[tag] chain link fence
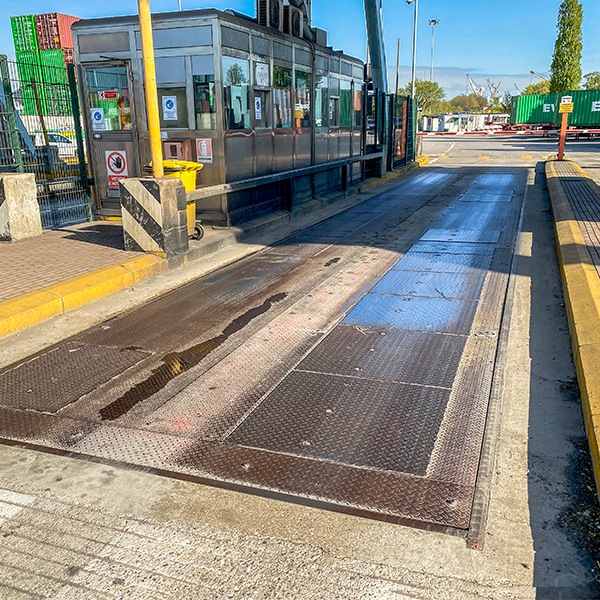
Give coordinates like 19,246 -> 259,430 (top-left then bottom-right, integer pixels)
0,54 -> 90,229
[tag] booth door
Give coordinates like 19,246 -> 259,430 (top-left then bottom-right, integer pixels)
84,63 -> 138,214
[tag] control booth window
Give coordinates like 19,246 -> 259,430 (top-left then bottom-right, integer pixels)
193,54 -> 216,130
223,56 -> 250,130
329,77 -> 340,128
340,80 -> 352,128
158,87 -> 188,129
87,67 -> 132,131
315,76 -> 328,130
273,65 -> 292,128
295,70 -> 311,129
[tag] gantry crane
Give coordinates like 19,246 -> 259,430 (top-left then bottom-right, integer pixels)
486,78 -> 502,99
466,73 -> 488,98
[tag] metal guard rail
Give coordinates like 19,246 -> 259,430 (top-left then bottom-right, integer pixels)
186,152 -> 384,202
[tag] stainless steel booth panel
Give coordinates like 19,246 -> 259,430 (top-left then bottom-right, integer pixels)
255,131 -> 274,176
329,131 -> 340,161
315,131 -> 328,164
273,132 -> 294,172
225,133 -> 254,181
295,132 -> 311,168
339,130 -> 351,158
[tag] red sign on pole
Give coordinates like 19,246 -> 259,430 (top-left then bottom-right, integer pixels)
106,151 -> 128,188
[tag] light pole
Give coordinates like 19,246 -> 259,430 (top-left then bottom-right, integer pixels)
428,19 -> 439,81
406,0 -> 418,99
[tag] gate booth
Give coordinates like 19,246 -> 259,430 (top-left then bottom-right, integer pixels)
72,9 -> 369,226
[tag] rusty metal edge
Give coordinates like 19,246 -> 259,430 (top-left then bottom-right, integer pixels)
0,436 -> 467,538
465,169 -> 528,550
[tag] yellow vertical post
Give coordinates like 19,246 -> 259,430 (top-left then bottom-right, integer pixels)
138,0 -> 163,178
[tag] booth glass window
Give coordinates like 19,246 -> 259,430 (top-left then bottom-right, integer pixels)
329,77 -> 340,128
254,90 -> 270,128
353,84 -> 363,128
87,67 -> 132,131
295,70 -> 311,128
158,87 -> 188,129
340,80 -> 352,128
193,54 -> 216,130
273,66 -> 292,129
223,56 -> 250,130
315,76 -> 328,130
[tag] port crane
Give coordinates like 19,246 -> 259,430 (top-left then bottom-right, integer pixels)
530,70 -> 549,82
466,73 -> 488,99
486,78 -> 502,99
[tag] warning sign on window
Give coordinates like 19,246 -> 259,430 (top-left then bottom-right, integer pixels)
98,90 -> 118,100
196,138 -> 213,163
106,151 -> 128,188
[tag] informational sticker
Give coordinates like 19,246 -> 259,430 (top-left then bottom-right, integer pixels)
98,90 -> 118,100
196,138 -> 213,164
161,131 -> 168,139
106,150 -> 128,188
91,108 -> 106,131
162,96 -> 178,121
255,62 -> 269,88
254,97 -> 262,121
592,101 -> 600,112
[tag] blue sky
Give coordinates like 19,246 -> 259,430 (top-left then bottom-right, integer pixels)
1,0 -> 598,98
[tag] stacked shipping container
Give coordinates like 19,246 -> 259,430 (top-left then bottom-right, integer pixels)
10,13 -> 80,116
511,90 -> 600,128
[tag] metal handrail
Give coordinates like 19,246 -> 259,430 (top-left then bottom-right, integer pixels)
187,151 -> 384,201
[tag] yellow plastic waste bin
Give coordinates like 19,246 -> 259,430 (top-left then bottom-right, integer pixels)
145,160 -> 204,239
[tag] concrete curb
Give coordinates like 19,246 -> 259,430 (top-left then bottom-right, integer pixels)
545,158 -> 600,494
0,163 -> 422,338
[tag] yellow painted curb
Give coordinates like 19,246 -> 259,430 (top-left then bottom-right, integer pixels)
44,267 -> 135,312
546,159 -> 600,493
0,290 -> 64,337
120,255 -> 167,283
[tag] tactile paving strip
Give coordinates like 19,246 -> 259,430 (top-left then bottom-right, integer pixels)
297,325 -> 467,388
0,343 -> 149,413
228,371 -> 452,476
420,229 -> 501,244
370,270 -> 486,300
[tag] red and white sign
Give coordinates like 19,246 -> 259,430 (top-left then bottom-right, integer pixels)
98,90 -> 118,100
106,150 -> 128,188
195,138 -> 213,163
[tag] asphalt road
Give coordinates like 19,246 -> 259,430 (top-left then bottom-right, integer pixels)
0,135 -> 598,599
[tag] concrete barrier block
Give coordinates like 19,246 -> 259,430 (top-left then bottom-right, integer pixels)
0,173 -> 42,243
120,177 -> 189,259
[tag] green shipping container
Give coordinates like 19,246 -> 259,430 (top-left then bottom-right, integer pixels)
554,90 -> 600,127
11,15 -> 38,53
15,51 -> 46,115
511,93 -> 557,125
39,49 -> 68,85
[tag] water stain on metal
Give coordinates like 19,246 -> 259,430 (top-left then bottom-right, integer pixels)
99,293 -> 288,421
325,257 -> 341,267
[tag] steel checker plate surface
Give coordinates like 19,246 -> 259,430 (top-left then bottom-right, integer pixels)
228,371 -> 451,476
342,294 -> 478,334
458,193 -> 513,203
409,242 -> 496,255
420,229 -> 501,244
392,253 -> 492,274
0,343 -> 150,413
297,325 -> 466,388
471,173 -> 517,191
370,271 -> 486,300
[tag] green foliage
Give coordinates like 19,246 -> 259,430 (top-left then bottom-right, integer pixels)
584,71 -> 600,90
399,79 -> 445,113
447,94 -> 488,112
224,63 -> 247,86
524,80 -> 551,95
549,0 -> 583,93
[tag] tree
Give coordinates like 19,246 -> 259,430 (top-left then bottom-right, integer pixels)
448,94 -> 488,112
224,63 -> 247,86
399,79 -> 445,113
584,71 -> 600,90
524,80 -> 551,95
549,0 -> 583,92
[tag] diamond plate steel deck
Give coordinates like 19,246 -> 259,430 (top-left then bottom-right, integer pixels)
371,270 -> 486,300
0,167 -> 524,533
0,343 -> 149,412
228,371 -> 452,476
297,325 -> 466,388
341,294 -> 478,334
420,229 -> 501,244
458,193 -> 513,203
392,253 -> 492,274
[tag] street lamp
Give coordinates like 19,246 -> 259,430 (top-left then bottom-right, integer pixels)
428,19 -> 439,81
406,0 -> 418,99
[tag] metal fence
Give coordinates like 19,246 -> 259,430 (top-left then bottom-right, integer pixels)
0,54 -> 90,229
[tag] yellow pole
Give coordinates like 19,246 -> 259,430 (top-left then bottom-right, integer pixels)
138,0 -> 163,178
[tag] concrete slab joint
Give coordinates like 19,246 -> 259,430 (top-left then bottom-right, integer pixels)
120,177 -> 189,259
0,173 -> 42,243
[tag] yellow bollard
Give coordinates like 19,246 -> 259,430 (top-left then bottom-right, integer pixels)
137,0 -> 163,178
